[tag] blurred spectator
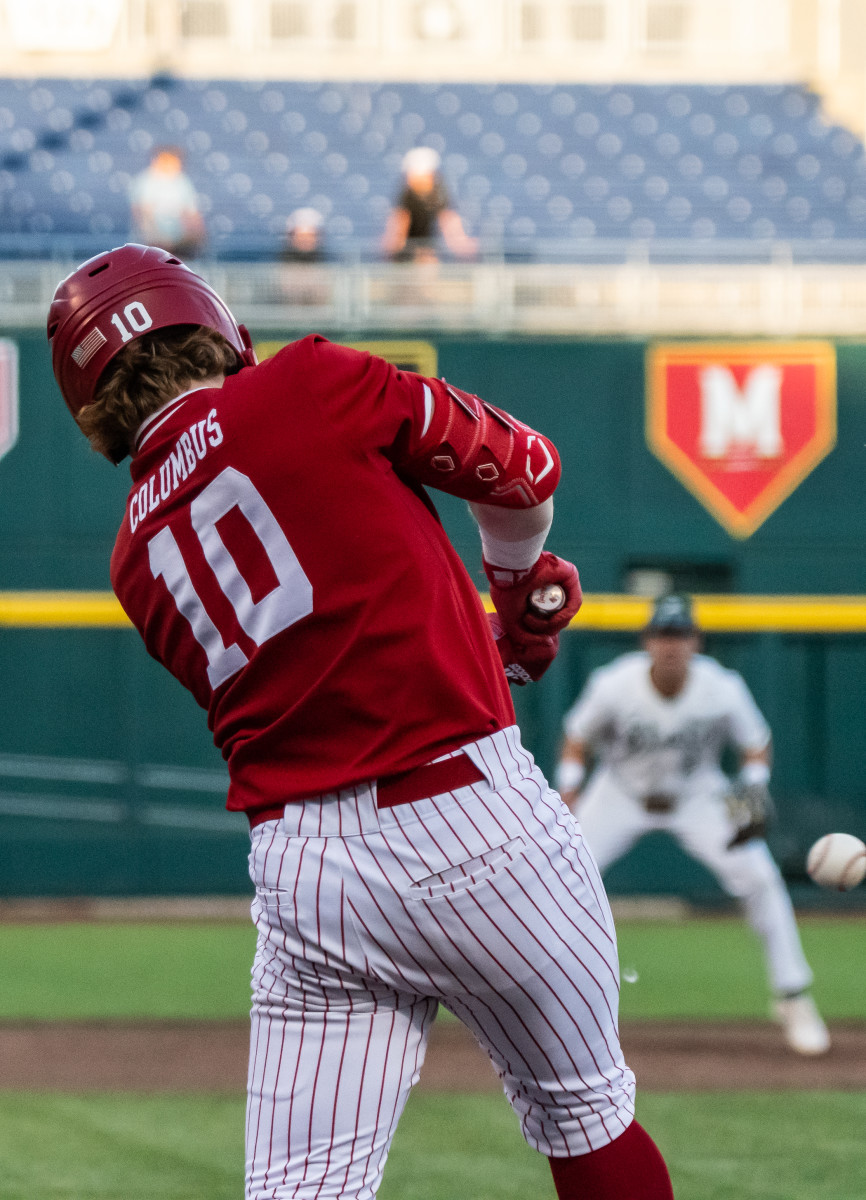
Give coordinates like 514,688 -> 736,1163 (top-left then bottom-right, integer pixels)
129,147 -> 206,259
382,147 -> 477,262
280,208 -> 326,263
277,207 -> 329,306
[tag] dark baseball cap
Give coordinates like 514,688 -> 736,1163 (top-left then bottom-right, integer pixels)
644,593 -> 698,634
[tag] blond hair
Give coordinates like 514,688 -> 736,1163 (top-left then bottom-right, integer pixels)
78,325 -> 241,463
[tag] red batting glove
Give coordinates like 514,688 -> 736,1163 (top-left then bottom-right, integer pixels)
484,552 -> 582,638
488,613 -> 558,686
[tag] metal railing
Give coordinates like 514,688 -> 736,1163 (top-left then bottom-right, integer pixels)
8,254 -> 866,335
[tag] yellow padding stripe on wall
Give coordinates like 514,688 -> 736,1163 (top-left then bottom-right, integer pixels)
3,592 -> 866,632
0,592 -> 130,627
488,594 -> 866,632
573,595 -> 866,633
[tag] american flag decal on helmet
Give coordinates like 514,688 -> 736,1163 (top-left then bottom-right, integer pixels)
71,327 -> 107,369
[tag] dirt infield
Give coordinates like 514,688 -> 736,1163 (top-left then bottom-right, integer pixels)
2,1017 -> 864,1092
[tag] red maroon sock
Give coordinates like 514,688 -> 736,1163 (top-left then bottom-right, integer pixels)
549,1120 -> 674,1199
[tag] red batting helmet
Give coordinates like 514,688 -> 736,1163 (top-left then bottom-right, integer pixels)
47,243 -> 257,418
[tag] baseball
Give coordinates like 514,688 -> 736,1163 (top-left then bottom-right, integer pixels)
806,832 -> 866,891
530,584 -> 565,613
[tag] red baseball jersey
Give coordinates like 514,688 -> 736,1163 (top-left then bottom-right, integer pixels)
111,336 -> 521,815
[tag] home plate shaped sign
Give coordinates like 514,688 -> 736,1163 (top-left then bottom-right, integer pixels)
646,342 -> 836,538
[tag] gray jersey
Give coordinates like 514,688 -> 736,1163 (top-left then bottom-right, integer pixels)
563,651 -> 770,801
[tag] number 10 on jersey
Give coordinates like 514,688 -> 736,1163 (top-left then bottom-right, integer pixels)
147,466 -> 313,688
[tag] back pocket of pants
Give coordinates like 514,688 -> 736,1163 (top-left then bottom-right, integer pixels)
407,836 -> 526,900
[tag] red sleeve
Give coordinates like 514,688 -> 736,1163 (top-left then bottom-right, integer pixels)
298,335 -> 561,509
292,334 -> 419,453
391,376 -> 561,509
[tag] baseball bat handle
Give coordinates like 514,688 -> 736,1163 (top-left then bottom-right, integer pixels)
529,584 -> 566,616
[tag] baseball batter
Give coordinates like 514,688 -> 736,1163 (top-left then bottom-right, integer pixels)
48,245 -> 673,1199
557,593 -> 829,1057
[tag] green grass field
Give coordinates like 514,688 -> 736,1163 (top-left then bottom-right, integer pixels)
0,915 -> 861,1020
0,914 -> 861,1198
0,1090 -> 863,1200
0,922 -> 256,1019
614,916 -> 866,1020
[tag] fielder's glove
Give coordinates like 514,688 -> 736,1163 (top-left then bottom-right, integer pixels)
483,552 -> 582,639
725,781 -> 774,848
488,613 -> 558,686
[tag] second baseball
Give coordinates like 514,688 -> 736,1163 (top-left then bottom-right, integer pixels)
806,832 -> 866,891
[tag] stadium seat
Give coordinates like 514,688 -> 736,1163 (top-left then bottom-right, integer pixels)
0,78 -> 865,261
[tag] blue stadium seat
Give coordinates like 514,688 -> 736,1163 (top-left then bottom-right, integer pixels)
1,78 -> 865,260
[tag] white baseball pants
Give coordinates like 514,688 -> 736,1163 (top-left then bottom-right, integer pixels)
246,726 -> 635,1200
576,769 -> 813,996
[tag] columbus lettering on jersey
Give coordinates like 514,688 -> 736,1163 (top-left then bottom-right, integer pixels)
129,409 -> 223,532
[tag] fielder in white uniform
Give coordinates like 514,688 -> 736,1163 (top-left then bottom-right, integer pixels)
557,594 -> 829,1056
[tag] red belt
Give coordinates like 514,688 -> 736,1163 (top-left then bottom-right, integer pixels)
248,753 -> 485,830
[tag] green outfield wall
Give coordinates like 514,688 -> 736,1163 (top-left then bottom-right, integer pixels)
1,329 -> 864,899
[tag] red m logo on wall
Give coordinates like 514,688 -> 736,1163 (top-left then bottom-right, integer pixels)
0,339 -> 18,464
646,342 -> 836,538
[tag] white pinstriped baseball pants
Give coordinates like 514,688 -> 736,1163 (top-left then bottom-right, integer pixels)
246,726 -> 636,1200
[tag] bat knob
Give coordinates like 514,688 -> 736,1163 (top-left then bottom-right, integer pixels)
530,584 -> 566,614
